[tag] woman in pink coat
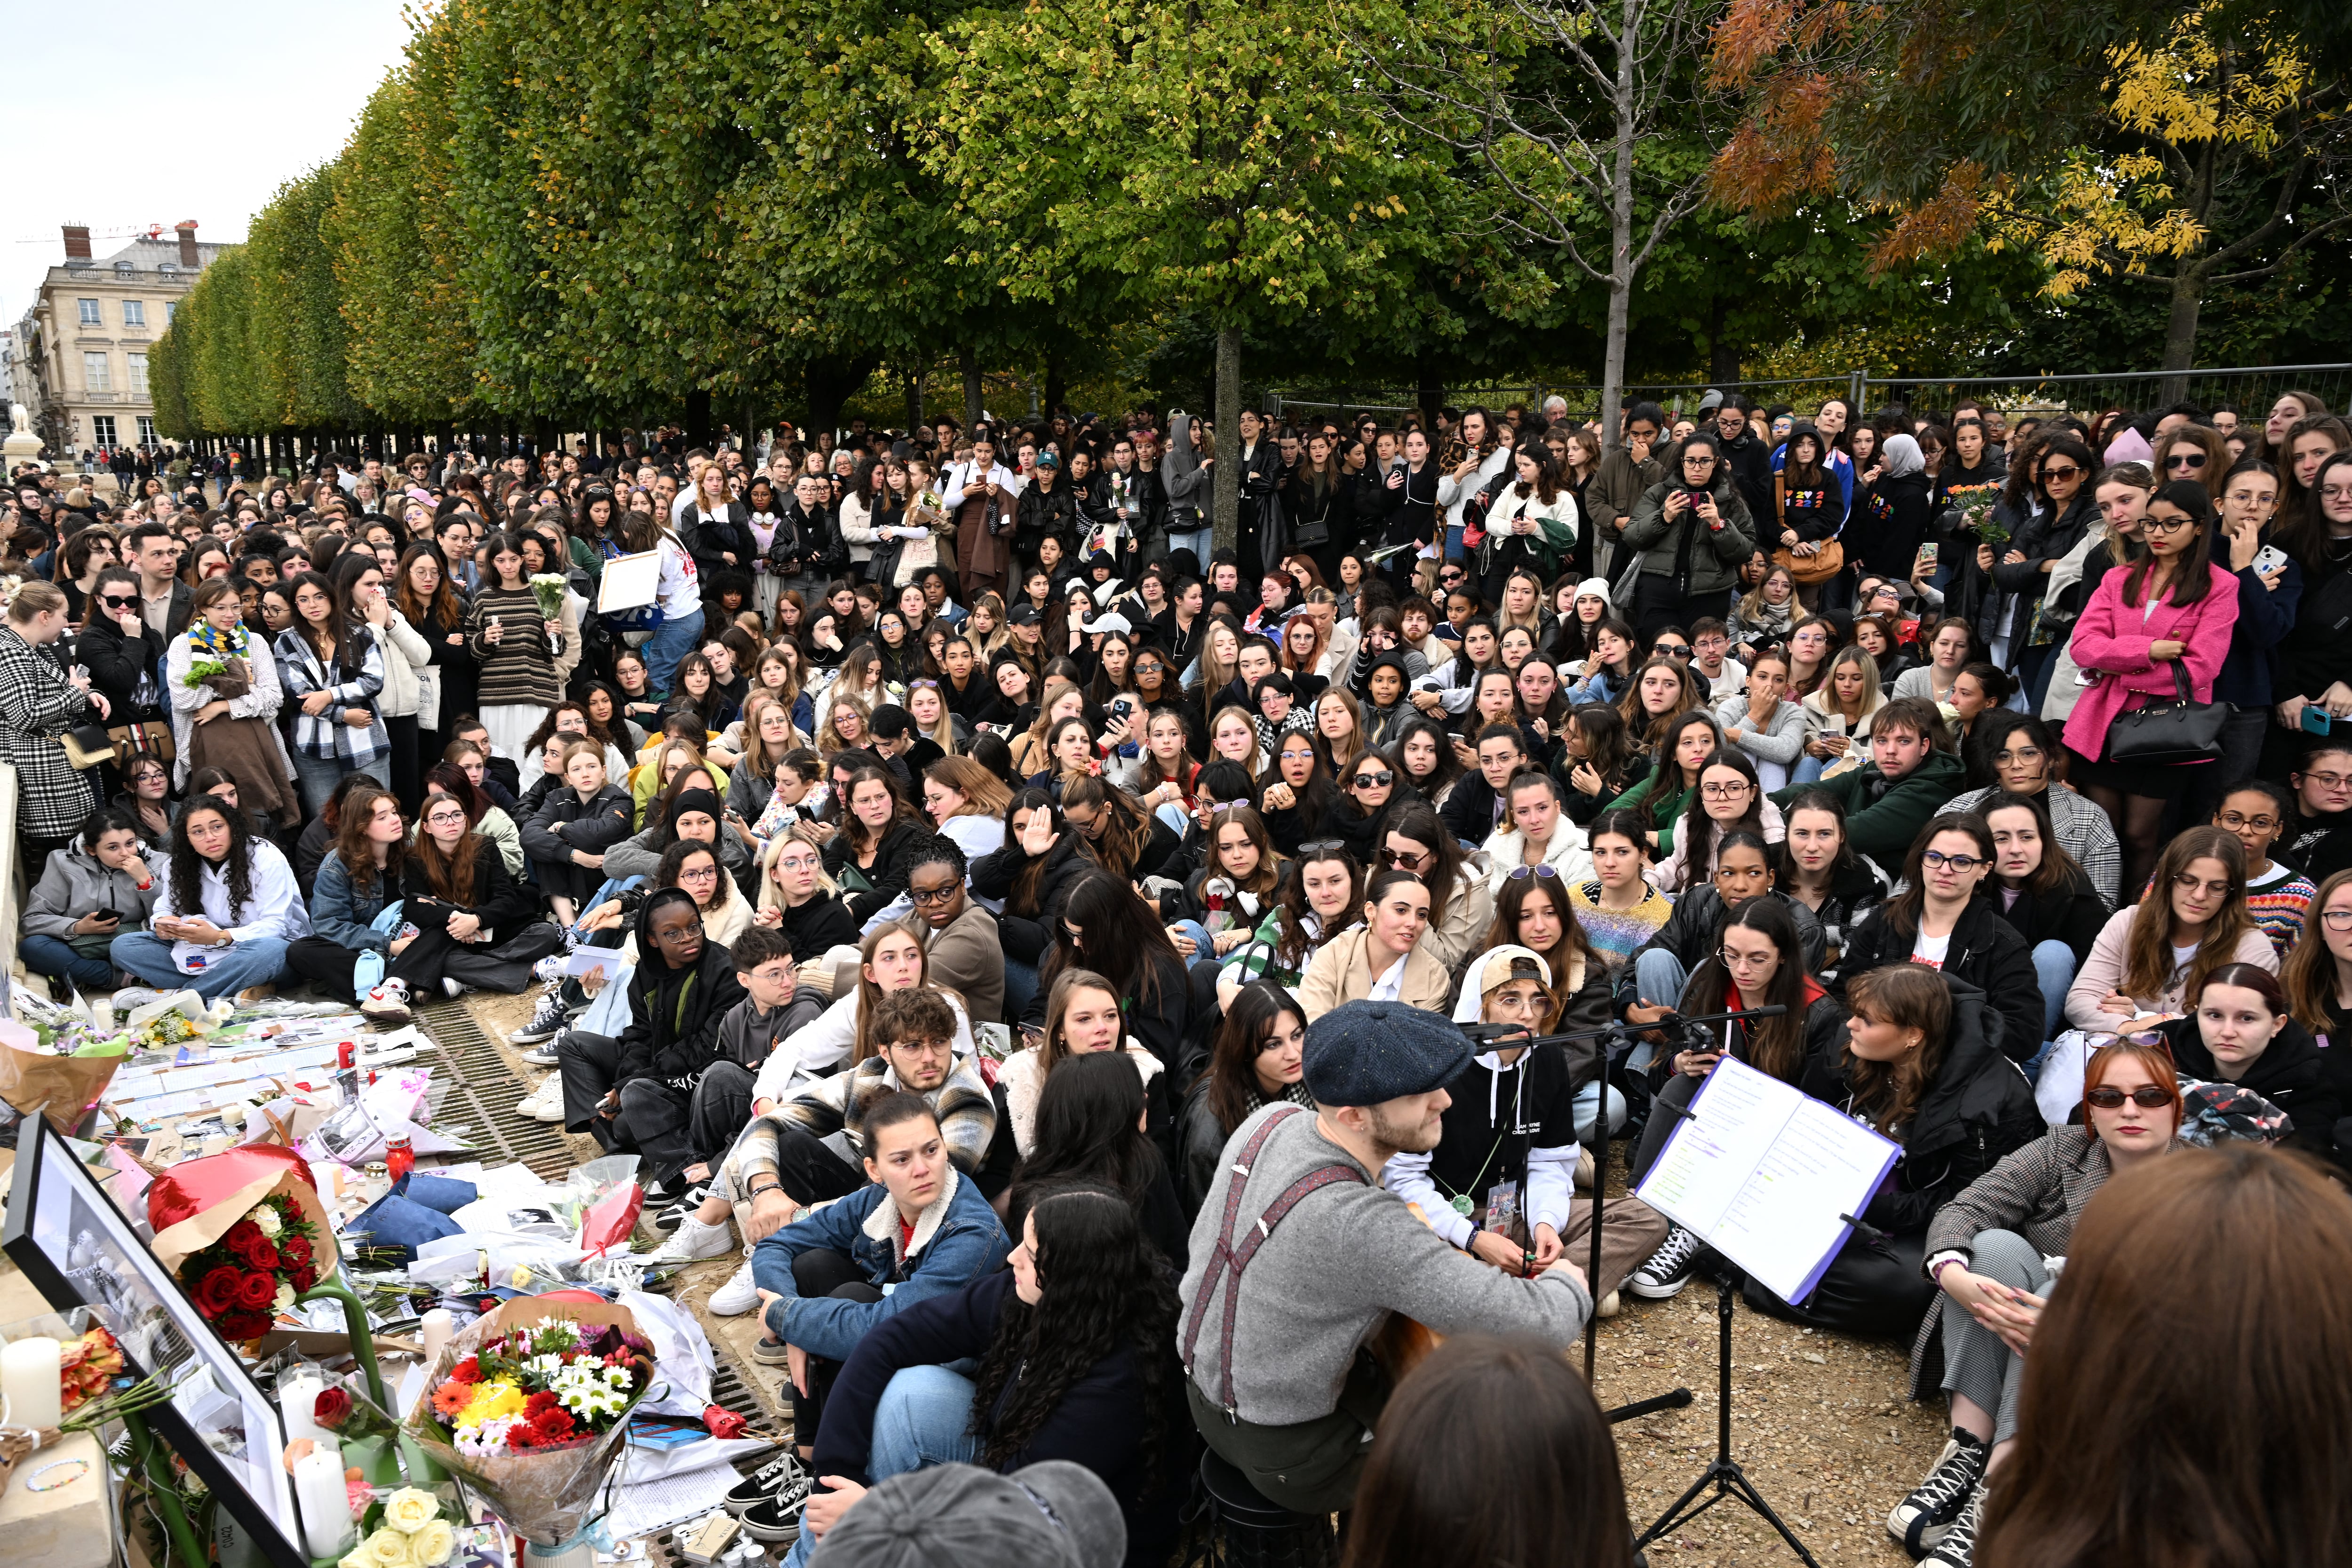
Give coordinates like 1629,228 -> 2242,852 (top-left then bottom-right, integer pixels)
2063,480 -> 2240,894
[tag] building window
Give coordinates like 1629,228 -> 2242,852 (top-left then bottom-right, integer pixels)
91,415 -> 117,446
77,299 -> 101,326
83,351 -> 111,392
127,353 -> 149,396
122,300 -> 145,328
138,416 -> 158,446
165,301 -> 177,325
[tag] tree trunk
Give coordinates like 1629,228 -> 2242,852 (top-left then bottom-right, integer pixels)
1416,359 -> 1444,432
1214,323 -> 1243,547
1600,0 -> 1638,453
1043,352 -> 1066,422
903,368 -> 922,434
804,355 -> 882,439
683,390 -> 712,449
961,348 -> 984,431
2160,260 -> 2204,396
1707,296 -> 1740,386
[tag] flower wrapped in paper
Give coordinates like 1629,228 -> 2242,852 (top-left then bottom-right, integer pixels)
145,1144 -> 337,1342
528,573 -> 570,624
401,1298 -> 658,1547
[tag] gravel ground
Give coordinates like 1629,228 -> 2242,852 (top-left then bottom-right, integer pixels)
461,990 -> 1945,1563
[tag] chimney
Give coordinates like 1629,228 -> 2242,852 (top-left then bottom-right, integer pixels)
175,221 -> 199,268
62,224 -> 90,261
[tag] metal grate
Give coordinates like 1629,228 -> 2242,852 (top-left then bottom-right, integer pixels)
413,999 -> 580,1178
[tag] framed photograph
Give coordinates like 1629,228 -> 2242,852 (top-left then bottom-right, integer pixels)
2,1116 -> 311,1568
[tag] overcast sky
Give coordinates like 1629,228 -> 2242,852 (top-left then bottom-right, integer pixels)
0,0 -> 412,325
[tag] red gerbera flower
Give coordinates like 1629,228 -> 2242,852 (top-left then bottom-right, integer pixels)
450,1356 -> 482,1384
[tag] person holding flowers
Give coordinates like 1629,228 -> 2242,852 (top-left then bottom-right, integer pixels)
166,577 -> 298,824
468,530 -> 565,763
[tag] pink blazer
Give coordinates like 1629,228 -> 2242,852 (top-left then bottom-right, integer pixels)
2062,563 -> 2239,762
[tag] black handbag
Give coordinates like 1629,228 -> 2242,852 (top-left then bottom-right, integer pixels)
2103,662 -> 2226,766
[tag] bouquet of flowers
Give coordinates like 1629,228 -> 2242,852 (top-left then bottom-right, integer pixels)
183,620 -> 250,688
337,1486 -> 467,1568
404,1300 -> 660,1548
58,1324 -> 127,1414
146,1144 -> 336,1345
1945,482 -> 2007,547
528,573 -> 570,623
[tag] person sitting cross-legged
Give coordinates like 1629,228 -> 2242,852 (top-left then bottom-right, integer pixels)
751,1083 -> 1009,1463
1179,998 -> 1591,1516
111,790 -> 308,1004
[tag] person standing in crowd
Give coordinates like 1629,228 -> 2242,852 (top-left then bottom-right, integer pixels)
1618,434 -> 1757,644
0,582 -> 111,870
466,532 -> 565,761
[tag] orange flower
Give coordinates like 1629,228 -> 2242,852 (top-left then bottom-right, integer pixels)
431,1382 -> 473,1418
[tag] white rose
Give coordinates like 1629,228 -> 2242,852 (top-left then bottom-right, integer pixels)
358,1528 -> 413,1568
254,1207 -> 283,1239
408,1522 -> 455,1568
381,1488 -> 442,1535
273,1282 -> 296,1313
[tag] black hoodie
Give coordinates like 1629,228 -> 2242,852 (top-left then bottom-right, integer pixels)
1834,893 -> 2046,1067
1799,973 -> 2043,1238
617,891 -> 749,1090
2158,1012 -> 2343,1163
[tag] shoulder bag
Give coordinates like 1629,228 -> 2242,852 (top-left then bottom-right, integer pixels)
2102,662 -> 2225,766
1771,475 -> 1845,586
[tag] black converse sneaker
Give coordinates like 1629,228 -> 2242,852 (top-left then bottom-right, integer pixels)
1626,1224 -> 1707,1299
510,986 -> 570,1047
724,1453 -> 805,1517
1921,1476 -> 1985,1567
1888,1429 -> 1990,1556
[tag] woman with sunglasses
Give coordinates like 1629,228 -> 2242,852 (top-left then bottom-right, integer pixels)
1979,435 -> 2098,696
1379,802 -> 1491,977
1296,867 -> 1447,1020
2062,482 -> 2241,894
77,566 -> 166,792
1887,1038 -> 2183,1561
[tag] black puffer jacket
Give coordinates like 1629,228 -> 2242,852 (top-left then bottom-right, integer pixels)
822,817 -> 931,923
971,831 -> 1092,964
616,892 -> 749,1090
1619,888 -> 1827,1012
1990,864 -> 2108,970
1835,894 -> 2044,1067
1798,973 -> 2042,1238
2158,1013 -> 2343,1163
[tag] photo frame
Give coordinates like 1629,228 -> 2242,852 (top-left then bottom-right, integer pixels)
2,1115 -> 312,1568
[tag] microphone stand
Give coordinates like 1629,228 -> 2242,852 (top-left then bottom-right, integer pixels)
1456,1004 -> 1784,1421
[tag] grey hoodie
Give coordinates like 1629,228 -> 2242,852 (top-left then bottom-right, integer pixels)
25,843 -> 164,942
1163,413 -> 1208,528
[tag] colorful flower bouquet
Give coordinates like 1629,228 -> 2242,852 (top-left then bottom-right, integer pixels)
1945,482 -> 2007,547
404,1299 -> 660,1547
528,573 -> 571,623
146,1144 -> 337,1345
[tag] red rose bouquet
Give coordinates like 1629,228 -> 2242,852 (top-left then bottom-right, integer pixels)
146,1145 -> 336,1344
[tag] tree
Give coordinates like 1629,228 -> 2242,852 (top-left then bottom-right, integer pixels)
1347,0 -> 1729,448
930,0 -> 1453,539
1710,0 -> 2351,375
247,166 -> 361,436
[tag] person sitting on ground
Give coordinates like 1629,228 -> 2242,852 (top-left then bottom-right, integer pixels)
753,919 -> 981,1105
2208,777 -> 2317,960
520,739 -> 637,925
1624,896 -> 1848,1300
1386,946 -> 1669,1311
1177,981 -> 1315,1216
750,1083 -> 1010,1463
110,790 -> 307,1005
997,968 -> 1172,1164
23,807 -> 161,1001
1835,816 -> 2046,1068
1769,966 -> 2042,1339
1479,770 -> 1594,894
1886,1037 -> 2185,1567
793,1185 -> 1178,1568
1770,696 -> 1966,869
1178,998 -> 1591,1516
604,782 -> 758,892
2156,964 -> 2339,1160
1005,1051 -> 1190,1269
904,836 -> 1005,1027
2283,740 -> 2352,883
553,888 -> 747,1203
2065,826 -> 2277,1032
1936,711 -> 2121,907
749,830 -> 863,960
1295,868 -> 1449,1020
1621,829 -> 1826,1030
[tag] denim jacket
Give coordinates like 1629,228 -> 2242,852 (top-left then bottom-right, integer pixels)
750,1164 -> 1009,1361
311,850 -> 396,953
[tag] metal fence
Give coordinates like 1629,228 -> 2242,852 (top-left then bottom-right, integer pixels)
1270,363 -> 2352,427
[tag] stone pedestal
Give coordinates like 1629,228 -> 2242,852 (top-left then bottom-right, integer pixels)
3,403 -> 44,477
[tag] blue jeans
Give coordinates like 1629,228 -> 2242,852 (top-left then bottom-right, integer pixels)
110,932 -> 289,1000
1170,919 -> 1216,963
1445,521 -> 1467,564
1792,754 -> 1828,785
22,934 -> 117,991
2026,939 -> 2074,1082
783,1366 -> 980,1568
292,751 -> 388,817
1004,956 -> 1040,1024
1629,948 -> 1689,1074
1575,1080 -> 1626,1145
1168,525 -> 1214,569
643,605 -> 707,694
1156,801 -> 1192,836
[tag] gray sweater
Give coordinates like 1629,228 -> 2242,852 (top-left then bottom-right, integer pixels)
1178,1104 -> 1590,1425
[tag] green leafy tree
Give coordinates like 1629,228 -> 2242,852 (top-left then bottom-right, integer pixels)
246,165 -> 360,434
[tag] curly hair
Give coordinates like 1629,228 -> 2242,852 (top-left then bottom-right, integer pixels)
170,793 -> 257,925
967,1180 -> 1178,1495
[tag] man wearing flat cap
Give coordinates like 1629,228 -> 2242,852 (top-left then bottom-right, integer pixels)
1178,998 -> 1591,1513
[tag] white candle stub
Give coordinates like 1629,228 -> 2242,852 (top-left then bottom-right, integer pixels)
291,1449 -> 356,1560
278,1371 -> 326,1443
0,1337 -> 62,1431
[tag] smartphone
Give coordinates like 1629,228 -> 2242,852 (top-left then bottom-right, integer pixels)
2252,544 -> 2290,578
2304,705 -> 2334,736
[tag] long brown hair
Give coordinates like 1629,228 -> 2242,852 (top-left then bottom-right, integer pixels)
1062,773 -> 1152,880
1200,981 -> 1308,1136
1981,789 -> 2087,900
1842,965 -> 1953,1136
332,784 -> 405,895
1041,967 -> 1125,1072
1979,1145 -> 2352,1568
1484,871 -> 1595,1012
1202,805 -> 1283,899
851,919 -> 941,1063
2121,827 -> 2251,1004
413,789 -> 485,904
1882,813 -> 1994,938
2281,867 -> 2352,1035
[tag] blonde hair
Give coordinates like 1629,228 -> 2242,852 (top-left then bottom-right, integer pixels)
7,581 -> 66,624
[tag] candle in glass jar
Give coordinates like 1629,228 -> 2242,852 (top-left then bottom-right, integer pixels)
291,1449 -> 356,1560
278,1370 -> 326,1442
0,1337 -> 61,1430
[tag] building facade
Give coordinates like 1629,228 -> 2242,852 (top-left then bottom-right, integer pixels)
16,223 -> 220,462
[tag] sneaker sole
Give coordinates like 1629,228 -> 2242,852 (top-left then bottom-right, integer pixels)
1626,1274 -> 1693,1300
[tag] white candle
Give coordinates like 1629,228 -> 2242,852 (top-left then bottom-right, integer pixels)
420,1310 -> 453,1365
278,1371 -> 326,1443
0,1337 -> 61,1430
292,1449 -> 356,1560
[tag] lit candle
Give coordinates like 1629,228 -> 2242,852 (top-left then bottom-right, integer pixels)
278,1370 -> 326,1443
420,1310 -> 453,1365
291,1449 -> 356,1560
0,1337 -> 61,1431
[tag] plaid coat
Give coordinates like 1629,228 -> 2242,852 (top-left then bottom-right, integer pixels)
0,624 -> 101,837
273,624 -> 389,769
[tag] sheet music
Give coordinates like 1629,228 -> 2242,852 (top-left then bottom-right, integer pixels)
1635,1056 -> 1901,1305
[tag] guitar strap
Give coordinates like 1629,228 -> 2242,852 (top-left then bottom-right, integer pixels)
1180,1104 -> 1367,1421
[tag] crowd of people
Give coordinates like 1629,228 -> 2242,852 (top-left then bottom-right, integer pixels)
4,385 -> 2351,1567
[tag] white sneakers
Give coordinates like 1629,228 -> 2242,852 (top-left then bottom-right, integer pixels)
641,1215 -> 733,1266
515,1076 -> 567,1123
709,1261 -> 761,1316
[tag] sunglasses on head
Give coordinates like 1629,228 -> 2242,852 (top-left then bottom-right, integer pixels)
1504,864 -> 1561,882
1297,839 -> 1349,856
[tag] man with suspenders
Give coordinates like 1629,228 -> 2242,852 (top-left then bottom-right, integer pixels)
1178,999 -> 1592,1513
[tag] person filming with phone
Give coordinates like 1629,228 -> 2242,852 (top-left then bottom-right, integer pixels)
23,807 -> 162,999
